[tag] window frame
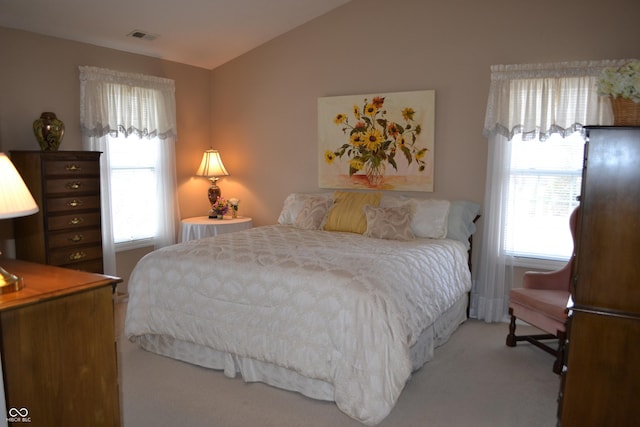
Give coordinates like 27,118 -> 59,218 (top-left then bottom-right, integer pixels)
502,132 -> 584,267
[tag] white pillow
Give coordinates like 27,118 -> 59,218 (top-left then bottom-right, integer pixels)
409,199 -> 450,239
293,197 -> 334,230
446,200 -> 481,248
278,192 -> 332,225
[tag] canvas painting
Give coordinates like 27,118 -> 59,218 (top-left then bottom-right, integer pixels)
318,90 -> 435,192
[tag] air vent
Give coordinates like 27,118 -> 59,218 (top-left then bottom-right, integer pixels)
126,30 -> 158,41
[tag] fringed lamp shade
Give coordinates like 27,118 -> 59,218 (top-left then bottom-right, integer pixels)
196,149 -> 229,205
0,153 -> 39,293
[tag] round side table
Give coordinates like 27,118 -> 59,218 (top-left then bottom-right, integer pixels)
179,216 -> 252,242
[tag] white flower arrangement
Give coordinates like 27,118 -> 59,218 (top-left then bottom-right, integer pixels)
597,59 -> 640,103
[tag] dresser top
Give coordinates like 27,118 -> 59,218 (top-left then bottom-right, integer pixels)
0,258 -> 121,311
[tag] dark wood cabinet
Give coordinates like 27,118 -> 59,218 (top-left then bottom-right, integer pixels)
559,127 -> 640,425
10,151 -> 104,273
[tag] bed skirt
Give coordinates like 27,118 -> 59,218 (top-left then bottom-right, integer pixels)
133,294 -> 468,403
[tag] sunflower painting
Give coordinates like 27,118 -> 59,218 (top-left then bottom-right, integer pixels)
318,90 -> 435,191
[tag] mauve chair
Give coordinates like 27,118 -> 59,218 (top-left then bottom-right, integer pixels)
506,207 -> 579,374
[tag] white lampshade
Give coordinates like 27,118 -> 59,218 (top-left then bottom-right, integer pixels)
0,152 -> 39,294
0,153 -> 39,219
196,149 -> 229,178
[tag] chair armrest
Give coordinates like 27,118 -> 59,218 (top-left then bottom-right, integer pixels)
522,261 -> 572,291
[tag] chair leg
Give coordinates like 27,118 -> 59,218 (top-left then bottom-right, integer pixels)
553,330 -> 566,375
506,308 -> 517,347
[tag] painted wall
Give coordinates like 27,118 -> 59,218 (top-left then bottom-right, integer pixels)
1,0 -> 639,285
209,0 -> 640,227
0,27 -> 212,283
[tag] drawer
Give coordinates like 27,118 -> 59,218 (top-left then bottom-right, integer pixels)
45,178 -> 100,195
59,258 -> 104,274
47,228 -> 102,249
47,212 -> 101,231
47,195 -> 100,213
43,160 -> 100,177
49,244 -> 103,267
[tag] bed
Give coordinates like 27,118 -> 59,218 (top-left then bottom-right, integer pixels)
125,191 -> 480,425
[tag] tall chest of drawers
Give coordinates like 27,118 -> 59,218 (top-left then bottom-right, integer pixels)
10,151 -> 104,273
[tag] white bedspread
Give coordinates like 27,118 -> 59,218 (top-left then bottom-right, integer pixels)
125,225 -> 471,425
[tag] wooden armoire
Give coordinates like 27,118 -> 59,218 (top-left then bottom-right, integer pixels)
558,127 -> 640,425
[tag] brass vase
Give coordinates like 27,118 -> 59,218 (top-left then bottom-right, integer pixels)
33,112 -> 65,151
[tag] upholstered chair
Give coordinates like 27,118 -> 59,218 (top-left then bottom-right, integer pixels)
506,207 -> 579,374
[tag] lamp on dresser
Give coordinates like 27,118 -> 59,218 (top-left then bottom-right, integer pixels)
0,153 -> 39,293
196,149 -> 229,204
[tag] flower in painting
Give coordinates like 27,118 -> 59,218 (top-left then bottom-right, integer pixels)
334,113 -> 348,125
326,95 -> 428,178
350,132 -> 365,147
364,103 -> 378,117
364,128 -> 383,151
349,158 -> 364,172
402,107 -> 415,121
324,150 -> 336,163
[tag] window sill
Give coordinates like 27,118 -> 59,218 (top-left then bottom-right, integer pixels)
511,256 -> 568,271
115,238 -> 154,252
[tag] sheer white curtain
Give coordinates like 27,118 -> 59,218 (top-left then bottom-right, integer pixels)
79,66 -> 179,275
471,60 -> 624,322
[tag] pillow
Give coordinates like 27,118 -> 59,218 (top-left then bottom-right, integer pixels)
293,197 -> 334,230
323,191 -> 382,234
446,200 -> 481,248
363,205 -> 415,240
379,194 -> 406,208
277,192 -> 332,225
410,198 -> 451,239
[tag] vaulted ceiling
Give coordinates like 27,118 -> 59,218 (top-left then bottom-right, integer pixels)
0,0 -> 351,69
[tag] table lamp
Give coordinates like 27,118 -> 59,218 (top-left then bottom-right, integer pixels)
0,153 -> 39,293
196,149 -> 229,205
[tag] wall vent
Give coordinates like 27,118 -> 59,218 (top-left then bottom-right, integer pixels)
126,30 -> 158,41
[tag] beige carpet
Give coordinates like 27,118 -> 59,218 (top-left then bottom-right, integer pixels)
115,302 -> 559,426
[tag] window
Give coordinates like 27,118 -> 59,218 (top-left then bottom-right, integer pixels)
79,66 -> 178,274
108,134 -> 161,248
504,132 -> 584,262
473,60 -> 618,322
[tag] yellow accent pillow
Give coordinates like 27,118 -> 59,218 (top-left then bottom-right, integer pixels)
323,191 -> 382,234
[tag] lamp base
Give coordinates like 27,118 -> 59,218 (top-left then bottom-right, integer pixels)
0,265 -> 25,294
208,183 -> 221,205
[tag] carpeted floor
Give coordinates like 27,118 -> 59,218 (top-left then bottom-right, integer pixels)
115,301 -> 559,426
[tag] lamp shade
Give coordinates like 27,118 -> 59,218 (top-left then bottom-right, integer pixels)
0,153 -> 39,219
196,149 -> 229,178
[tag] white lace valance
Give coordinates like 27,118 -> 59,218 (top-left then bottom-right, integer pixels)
79,66 -> 177,140
483,59 -> 629,141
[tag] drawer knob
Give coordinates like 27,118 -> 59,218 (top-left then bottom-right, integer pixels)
69,251 -> 86,261
66,164 -> 81,172
69,234 -> 84,243
67,199 -> 83,207
66,181 -> 82,190
69,217 -> 84,225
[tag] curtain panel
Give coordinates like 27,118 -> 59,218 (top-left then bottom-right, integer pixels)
79,66 -> 177,139
472,59 -> 625,322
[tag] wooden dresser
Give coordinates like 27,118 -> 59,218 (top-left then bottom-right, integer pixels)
10,151 -> 104,273
558,127 -> 640,425
0,258 -> 121,426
